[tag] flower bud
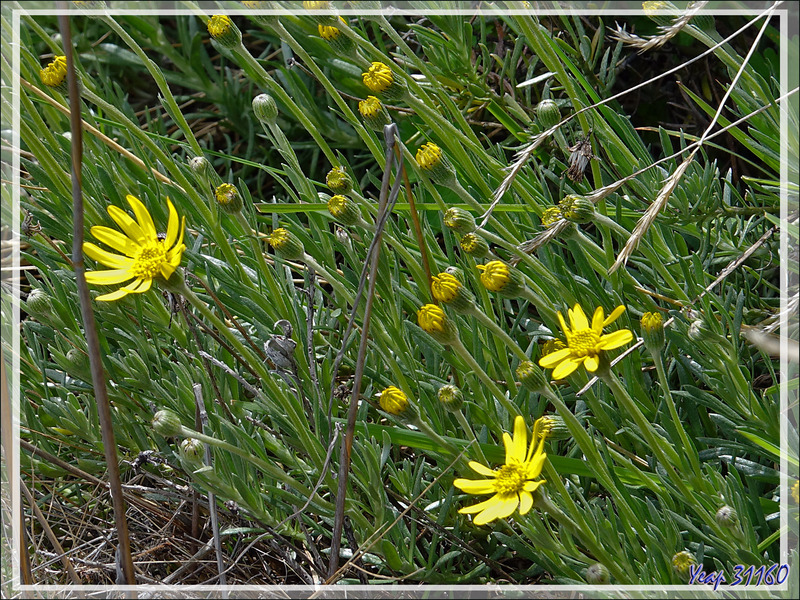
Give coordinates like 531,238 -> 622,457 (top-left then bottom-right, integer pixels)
443,207 -> 476,234
25,288 -> 52,317
327,194 -> 363,226
152,409 -> 184,437
437,384 -> 464,412
459,233 -> 489,258
417,304 -> 458,345
671,551 -> 697,579
536,415 -> 570,441
477,260 -> 524,298
268,227 -> 305,261
207,15 -> 242,49
559,195 -> 595,224
715,505 -> 738,528
318,18 -> 356,56
585,563 -> 610,585
516,360 -> 548,393
326,167 -> 353,194
536,99 -> 560,130
540,339 -> 566,358
362,61 -> 407,102
641,311 -> 665,352
65,348 -> 88,375
179,438 -> 205,466
541,206 -> 563,228
189,156 -> 212,179
214,183 -> 243,214
358,95 -> 391,131
431,272 -> 475,313
253,93 -> 279,124
378,386 -> 411,416
416,142 -> 456,187
39,55 -> 68,93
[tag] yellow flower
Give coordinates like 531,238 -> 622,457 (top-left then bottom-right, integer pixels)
359,95 -> 382,117
417,303 -> 447,334
431,272 -> 462,303
208,15 -> 241,48
327,194 -> 362,226
83,195 -> 185,302
477,260 -> 523,297
671,550 -> 697,577
362,62 -> 398,96
40,55 -> 68,88
540,206 -> 563,228
378,386 -> 410,416
640,311 -> 665,351
538,304 -> 633,379
214,183 -> 243,214
268,227 -> 304,260
318,22 -> 341,41
460,233 -> 489,258
792,480 -> 799,504
416,142 -> 443,170
454,416 -> 547,525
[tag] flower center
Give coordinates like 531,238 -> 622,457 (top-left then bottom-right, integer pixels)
132,242 -> 167,279
494,464 -> 528,495
567,328 -> 600,357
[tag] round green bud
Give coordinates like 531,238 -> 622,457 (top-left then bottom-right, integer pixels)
179,438 -> 205,466
152,409 -> 184,437
207,15 -> 242,49
65,348 -> 88,374
253,93 -> 279,124
459,233 -> 489,258
641,311 -> 665,352
189,156 -> 212,179
585,563 -> 610,585
437,384 -> 464,412
214,183 -> 243,214
559,195 -> 595,224
327,194 -> 362,226
715,505 -> 738,528
443,207 -> 476,234
268,228 -> 305,261
536,99 -> 561,130
326,167 -> 353,194
516,360 -> 548,393
25,288 -> 52,317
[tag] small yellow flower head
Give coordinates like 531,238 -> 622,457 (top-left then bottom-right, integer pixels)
539,304 -> 633,379
443,207 -> 476,234
318,17 -> 355,55
477,261 -> 523,298
460,233 -> 489,258
268,227 -> 305,261
358,95 -> 391,131
541,206 -> 563,228
671,551 -> 697,579
208,15 -> 242,49
40,55 -> 68,91
253,93 -> 279,124
416,142 -> 456,186
417,304 -> 458,345
516,360 -> 548,393
791,480 -> 800,504
431,272 -> 474,313
559,195 -> 595,224
640,311 -> 665,352
437,384 -> 464,412
541,338 -> 566,357
585,563 -> 610,585
362,62 -> 406,101
327,194 -> 362,226
214,183 -> 243,214
535,99 -> 560,130
326,167 -> 353,194
152,409 -> 184,437
83,195 -> 186,302
536,414 -> 570,441
715,505 -> 739,528
454,416 -> 547,525
378,386 -> 410,416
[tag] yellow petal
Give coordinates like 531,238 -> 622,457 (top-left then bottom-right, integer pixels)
557,311 -> 569,336
603,305 -> 627,327
123,277 -> 152,294
473,494 -> 518,525
591,305 -> 604,332
107,204 -> 147,245
127,194 -> 157,240
599,329 -> 634,350
518,491 -> 533,515
523,479 -> 545,493
584,354 -> 599,372
458,496 -> 498,514
165,197 -> 179,247
467,461 -> 496,477
453,478 -> 496,495
526,449 -> 547,478
570,303 -> 589,330
503,432 -> 515,465
95,288 -> 132,301
511,416 -> 527,463
85,268 -> 135,285
551,357 -> 581,380
83,242 -> 134,269
538,347 -> 572,368
90,226 -> 139,257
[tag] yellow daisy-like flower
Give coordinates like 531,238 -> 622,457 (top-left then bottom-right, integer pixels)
416,142 -> 443,170
377,386 -> 410,416
207,14 -> 233,38
362,61 -> 394,94
454,416 -> 547,525
417,303 -> 447,334
538,304 -> 633,379
40,55 -> 68,88
358,95 -> 382,118
431,272 -> 462,303
83,195 -> 186,302
540,206 -> 563,228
